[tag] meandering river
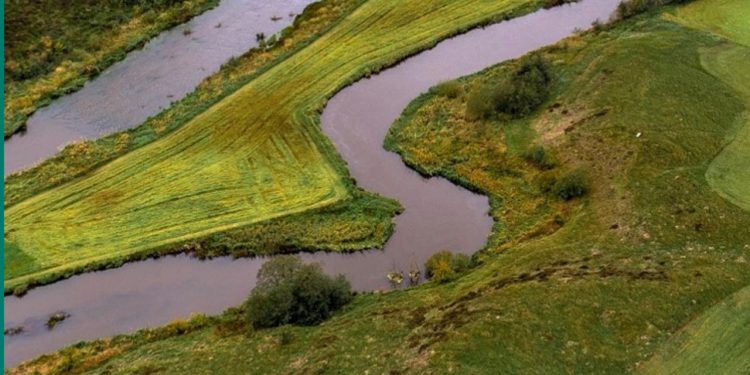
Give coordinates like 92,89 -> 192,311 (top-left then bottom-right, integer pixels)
4,0 -> 620,367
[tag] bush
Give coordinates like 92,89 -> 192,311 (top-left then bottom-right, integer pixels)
425,250 -> 471,283
493,55 -> 552,117
465,84 -> 495,121
523,145 -> 557,170
244,256 -> 353,329
464,55 -> 553,121
434,80 -> 463,99
553,169 -> 590,200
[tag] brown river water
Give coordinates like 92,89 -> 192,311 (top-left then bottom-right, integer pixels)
4,0 -> 620,367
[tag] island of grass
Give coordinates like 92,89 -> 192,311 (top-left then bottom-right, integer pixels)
3,0 -> 220,138
10,0 -> 750,373
3,0 -> 546,292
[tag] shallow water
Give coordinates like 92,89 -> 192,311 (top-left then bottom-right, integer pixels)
3,0 -> 315,175
4,0 -> 620,367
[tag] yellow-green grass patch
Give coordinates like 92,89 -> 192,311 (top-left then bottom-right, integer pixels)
668,0 -> 750,47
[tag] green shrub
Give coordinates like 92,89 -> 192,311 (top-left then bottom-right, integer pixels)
464,55 -> 553,121
434,80 -> 463,99
425,250 -> 471,283
465,84 -> 495,121
244,256 -> 353,329
553,169 -> 590,200
523,145 -> 557,170
492,55 -> 552,117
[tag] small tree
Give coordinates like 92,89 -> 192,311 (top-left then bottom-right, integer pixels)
245,256 -> 353,329
493,55 -> 552,117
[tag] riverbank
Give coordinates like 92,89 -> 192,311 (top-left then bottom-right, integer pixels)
4,0 -> 404,294
4,0 -> 219,137
9,0 -> 750,372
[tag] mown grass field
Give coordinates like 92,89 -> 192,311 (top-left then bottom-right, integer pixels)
670,0 -> 750,213
640,285 -> 750,374
11,0 -> 750,373
3,0 -> 219,137
4,0 -> 544,292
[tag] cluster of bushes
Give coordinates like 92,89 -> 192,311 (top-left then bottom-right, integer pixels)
523,144 -> 589,201
465,55 -> 552,121
425,250 -> 472,283
244,256 -> 353,329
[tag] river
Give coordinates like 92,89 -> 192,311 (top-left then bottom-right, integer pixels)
4,0 -> 620,367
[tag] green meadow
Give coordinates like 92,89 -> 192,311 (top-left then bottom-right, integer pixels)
11,0 -> 750,373
4,0 -> 543,292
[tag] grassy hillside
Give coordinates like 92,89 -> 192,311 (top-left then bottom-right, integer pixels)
3,0 -> 219,137
3,0 -> 544,292
11,0 -> 750,373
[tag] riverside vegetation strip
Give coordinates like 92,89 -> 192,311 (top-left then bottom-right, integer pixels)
3,0 -> 219,137
10,0 -> 750,373
4,0 -> 545,292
